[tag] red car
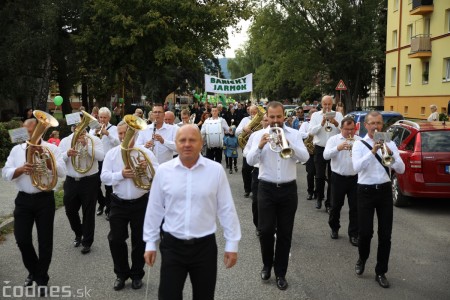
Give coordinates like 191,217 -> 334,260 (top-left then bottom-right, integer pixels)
388,120 -> 450,206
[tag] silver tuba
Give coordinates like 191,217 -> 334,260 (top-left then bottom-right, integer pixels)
268,124 -> 294,159
374,130 -> 395,167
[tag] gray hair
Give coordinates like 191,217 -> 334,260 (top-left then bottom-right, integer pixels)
99,107 -> 111,117
430,104 -> 437,110
117,120 -> 127,127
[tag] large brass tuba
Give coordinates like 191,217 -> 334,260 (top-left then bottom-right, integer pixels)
27,110 -> 59,191
121,115 -> 156,190
71,111 -> 98,174
238,106 -> 266,149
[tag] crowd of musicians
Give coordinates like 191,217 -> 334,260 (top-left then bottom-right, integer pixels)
2,97 -> 405,298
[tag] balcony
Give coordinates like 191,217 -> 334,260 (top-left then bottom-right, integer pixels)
409,34 -> 432,58
410,0 -> 433,15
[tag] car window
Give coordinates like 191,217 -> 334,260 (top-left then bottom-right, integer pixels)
382,115 -> 403,132
421,131 -> 450,152
405,135 -> 415,151
390,127 -> 404,146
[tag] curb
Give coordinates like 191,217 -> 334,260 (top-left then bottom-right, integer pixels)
0,217 -> 14,233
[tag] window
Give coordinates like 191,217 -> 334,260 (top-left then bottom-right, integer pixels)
421,131 -> 450,153
390,106 -> 394,111
392,30 -> 398,48
406,65 -> 412,85
394,0 -> 399,11
444,58 -> 450,81
391,67 -> 397,86
407,24 -> 413,43
422,62 -> 429,84
447,10 -> 450,33
420,107 -> 425,115
404,106 -> 409,114
424,18 -> 430,35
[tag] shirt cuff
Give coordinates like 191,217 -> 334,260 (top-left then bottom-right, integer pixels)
224,241 -> 239,253
145,241 -> 157,251
112,171 -> 124,182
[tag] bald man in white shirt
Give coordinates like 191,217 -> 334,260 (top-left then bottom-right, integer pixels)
144,125 -> 241,299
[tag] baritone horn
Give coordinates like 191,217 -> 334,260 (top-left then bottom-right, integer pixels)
121,115 -> 156,190
268,124 -> 294,159
374,130 -> 395,167
71,111 -> 99,174
27,110 -> 59,191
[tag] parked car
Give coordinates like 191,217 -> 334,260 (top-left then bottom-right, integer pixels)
345,111 -> 404,137
387,120 -> 450,206
283,105 -> 297,118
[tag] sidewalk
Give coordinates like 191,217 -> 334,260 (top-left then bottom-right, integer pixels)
0,168 -> 18,229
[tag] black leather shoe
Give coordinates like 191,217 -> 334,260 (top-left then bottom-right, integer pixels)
96,206 -> 104,216
306,194 -> 313,200
38,285 -> 48,297
234,166 -> 238,172
73,236 -> 81,247
131,279 -> 143,290
113,278 -> 126,291
244,192 -> 250,198
105,212 -> 110,221
260,266 -> 271,281
355,259 -> 365,275
24,274 -> 33,287
276,277 -> 288,290
326,206 -> 331,214
349,236 -> 359,247
81,245 -> 91,254
375,274 -> 390,288
316,199 -> 322,209
229,169 -> 233,174
330,230 -> 338,239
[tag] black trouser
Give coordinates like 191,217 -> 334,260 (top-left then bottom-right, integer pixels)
242,157 -> 254,194
97,161 -> 112,213
159,233 -> 217,300
226,157 -> 237,170
357,182 -> 393,275
314,145 -> 331,206
14,191 -> 55,286
258,180 -> 298,277
108,193 -> 148,280
63,174 -> 98,247
251,167 -> 260,228
328,172 -> 358,237
206,147 -> 223,164
305,154 -> 316,196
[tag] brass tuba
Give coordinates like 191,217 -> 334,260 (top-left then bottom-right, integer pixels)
71,111 -> 98,174
238,106 -> 266,149
121,115 -> 156,190
268,124 -> 295,159
27,110 -> 59,191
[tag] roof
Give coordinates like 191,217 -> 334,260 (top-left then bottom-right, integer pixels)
394,120 -> 449,131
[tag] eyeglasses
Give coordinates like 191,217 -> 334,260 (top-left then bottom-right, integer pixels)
366,121 -> 383,126
153,111 -> 163,114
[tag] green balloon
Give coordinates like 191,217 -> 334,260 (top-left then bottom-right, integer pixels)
194,94 -> 200,100
119,98 -> 124,104
54,96 -> 63,106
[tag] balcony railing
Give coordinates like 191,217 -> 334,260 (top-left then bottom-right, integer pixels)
411,0 -> 433,15
409,34 -> 432,58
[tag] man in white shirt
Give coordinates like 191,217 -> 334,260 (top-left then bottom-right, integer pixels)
299,108 -> 317,200
101,120 -> 159,291
89,107 -> 120,219
135,104 -> 178,164
164,111 -> 176,125
143,125 -> 241,299
2,118 -> 66,296
323,117 -> 361,245
247,101 -> 309,291
201,106 -> 230,164
352,111 -> 405,288
308,95 -> 343,212
236,105 -> 259,197
59,122 -> 105,254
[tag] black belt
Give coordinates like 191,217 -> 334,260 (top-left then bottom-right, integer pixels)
18,191 -> 54,198
111,193 -> 148,205
66,173 -> 97,182
163,232 -> 215,245
358,182 -> 391,190
314,145 -> 325,149
259,179 -> 296,188
333,172 -> 357,179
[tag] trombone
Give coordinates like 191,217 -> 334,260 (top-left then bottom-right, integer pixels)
268,124 -> 294,159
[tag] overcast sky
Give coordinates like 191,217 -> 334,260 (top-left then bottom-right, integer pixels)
224,19 -> 252,58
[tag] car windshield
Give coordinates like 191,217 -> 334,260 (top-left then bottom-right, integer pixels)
421,131 -> 450,152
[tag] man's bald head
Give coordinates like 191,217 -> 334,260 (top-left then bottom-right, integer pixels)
175,124 -> 203,167
23,118 -> 37,135
321,95 -> 333,112
164,111 -> 175,125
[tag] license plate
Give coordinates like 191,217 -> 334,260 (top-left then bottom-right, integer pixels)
446,165 -> 450,174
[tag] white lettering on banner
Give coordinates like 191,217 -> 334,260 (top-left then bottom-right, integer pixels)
205,74 -> 253,94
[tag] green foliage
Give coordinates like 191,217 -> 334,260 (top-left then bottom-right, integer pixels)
439,113 -> 449,122
0,120 -> 22,166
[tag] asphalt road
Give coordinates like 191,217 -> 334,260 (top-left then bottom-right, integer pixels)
1,161 -> 449,300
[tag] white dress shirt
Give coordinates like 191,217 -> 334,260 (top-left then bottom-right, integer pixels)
88,123 -> 120,155
299,121 -> 310,139
100,145 -> 159,200
246,125 -> 310,183
2,141 -> 67,193
243,131 -> 259,168
59,133 -> 105,178
352,135 -> 405,184
135,122 -> 179,164
143,155 -> 241,252
323,133 -> 362,176
308,110 -> 344,147
235,116 -> 251,137
427,112 -> 439,122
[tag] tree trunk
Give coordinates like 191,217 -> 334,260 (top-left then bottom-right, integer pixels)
35,56 -> 52,112
56,59 -> 73,117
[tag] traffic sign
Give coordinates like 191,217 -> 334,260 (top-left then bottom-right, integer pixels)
335,80 -> 347,91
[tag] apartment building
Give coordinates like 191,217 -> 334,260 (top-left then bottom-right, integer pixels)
385,0 -> 450,119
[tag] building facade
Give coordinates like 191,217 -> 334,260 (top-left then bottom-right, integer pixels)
385,0 -> 450,119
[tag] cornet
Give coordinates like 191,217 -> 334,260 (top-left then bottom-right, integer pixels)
95,123 -> 106,139
189,113 -> 196,124
268,124 -> 294,159
346,134 -> 355,157
324,111 -> 336,132
373,130 -> 395,167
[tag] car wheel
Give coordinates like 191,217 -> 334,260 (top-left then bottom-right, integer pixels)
392,174 -> 410,207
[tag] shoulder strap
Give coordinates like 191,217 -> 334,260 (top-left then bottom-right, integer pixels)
360,140 -> 390,176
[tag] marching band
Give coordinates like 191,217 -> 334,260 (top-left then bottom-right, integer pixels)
1,100 -> 405,297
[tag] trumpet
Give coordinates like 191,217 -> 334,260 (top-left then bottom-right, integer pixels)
268,124 -> 294,159
374,130 -> 395,167
324,111 -> 336,132
346,134 -> 355,157
95,123 -> 105,139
